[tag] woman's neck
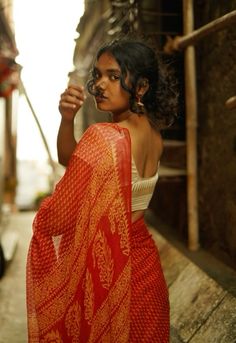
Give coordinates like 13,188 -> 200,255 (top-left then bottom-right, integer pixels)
112,111 -> 152,132
112,109 -> 147,124
112,110 -> 133,123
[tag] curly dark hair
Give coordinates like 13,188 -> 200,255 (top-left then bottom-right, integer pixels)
87,37 -> 179,128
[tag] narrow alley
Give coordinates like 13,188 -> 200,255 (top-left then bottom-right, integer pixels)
1,1 -> 236,342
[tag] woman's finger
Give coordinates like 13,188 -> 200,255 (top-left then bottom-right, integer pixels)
61,93 -> 83,105
66,86 -> 86,101
59,101 -> 77,110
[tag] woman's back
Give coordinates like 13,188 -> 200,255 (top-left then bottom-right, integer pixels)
117,114 -> 163,222
118,114 -> 163,179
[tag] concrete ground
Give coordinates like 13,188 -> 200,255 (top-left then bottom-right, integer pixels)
0,211 -> 33,343
0,211 -> 236,342
147,213 -> 236,343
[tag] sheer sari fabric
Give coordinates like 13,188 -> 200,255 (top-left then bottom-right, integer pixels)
27,123 -> 131,342
26,123 -> 169,343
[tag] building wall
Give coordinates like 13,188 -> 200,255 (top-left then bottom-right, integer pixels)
195,0 -> 236,268
0,0 -> 18,209
72,0 -> 236,269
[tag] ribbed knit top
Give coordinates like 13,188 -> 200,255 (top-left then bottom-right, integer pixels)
131,157 -> 159,211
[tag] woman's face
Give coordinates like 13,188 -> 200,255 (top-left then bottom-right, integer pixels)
93,52 -> 130,116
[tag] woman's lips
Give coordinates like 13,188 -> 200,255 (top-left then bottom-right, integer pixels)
95,95 -> 107,103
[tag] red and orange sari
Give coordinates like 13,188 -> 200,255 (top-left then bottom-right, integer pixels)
26,123 -> 169,342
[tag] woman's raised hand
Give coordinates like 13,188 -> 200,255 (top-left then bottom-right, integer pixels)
59,85 -> 86,122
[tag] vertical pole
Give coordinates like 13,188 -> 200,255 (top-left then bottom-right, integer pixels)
19,79 -> 56,187
183,0 -> 199,250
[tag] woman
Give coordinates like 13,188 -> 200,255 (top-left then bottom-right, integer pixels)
26,38 -> 178,342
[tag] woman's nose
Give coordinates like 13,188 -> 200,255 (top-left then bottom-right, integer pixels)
96,78 -> 106,89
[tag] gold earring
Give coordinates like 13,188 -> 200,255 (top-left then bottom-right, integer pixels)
136,93 -> 144,107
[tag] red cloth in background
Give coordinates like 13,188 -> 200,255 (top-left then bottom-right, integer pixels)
0,60 -> 18,97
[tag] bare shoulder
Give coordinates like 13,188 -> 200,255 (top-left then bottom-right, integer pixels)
117,116 -> 163,162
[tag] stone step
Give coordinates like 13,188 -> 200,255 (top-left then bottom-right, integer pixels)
148,224 -> 236,343
159,165 -> 186,177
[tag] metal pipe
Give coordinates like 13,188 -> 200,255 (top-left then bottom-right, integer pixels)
178,10 -> 236,49
225,96 -> 236,110
165,10 -> 236,52
19,78 -> 56,182
184,0 -> 199,251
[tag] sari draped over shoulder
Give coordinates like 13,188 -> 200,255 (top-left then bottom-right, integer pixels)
26,123 -> 132,343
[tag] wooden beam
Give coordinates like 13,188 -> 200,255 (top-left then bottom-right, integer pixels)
164,10 -> 236,53
184,0 -> 199,251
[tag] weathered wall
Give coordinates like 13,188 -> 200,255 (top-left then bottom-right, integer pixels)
73,0 -> 236,269
195,1 -> 236,268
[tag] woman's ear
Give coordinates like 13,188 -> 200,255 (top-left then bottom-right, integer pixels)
136,78 -> 149,96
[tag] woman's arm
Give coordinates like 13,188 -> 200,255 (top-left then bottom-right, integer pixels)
57,85 -> 86,166
57,118 -> 77,166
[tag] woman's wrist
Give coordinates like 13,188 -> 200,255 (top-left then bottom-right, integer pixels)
60,117 -> 75,126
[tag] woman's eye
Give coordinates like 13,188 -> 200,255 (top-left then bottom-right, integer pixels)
110,75 -> 120,81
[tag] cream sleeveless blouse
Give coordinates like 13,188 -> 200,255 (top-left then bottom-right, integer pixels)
131,157 -> 159,211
